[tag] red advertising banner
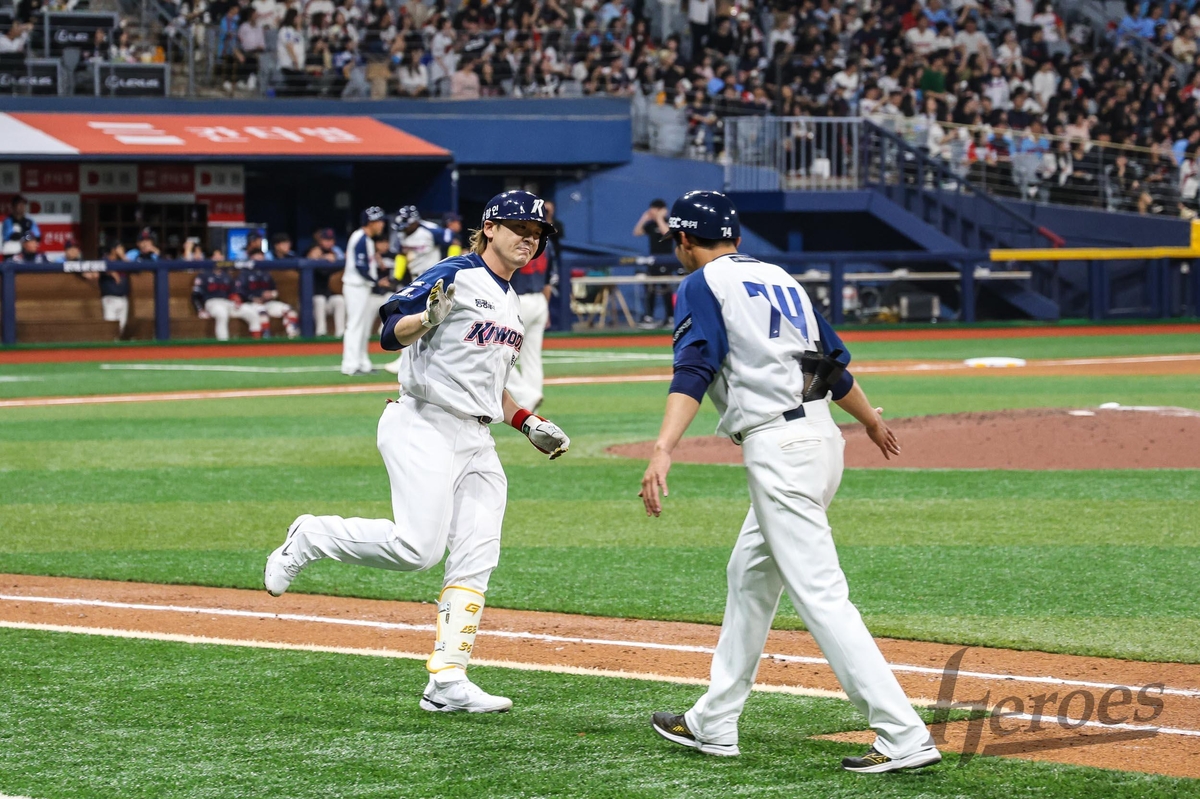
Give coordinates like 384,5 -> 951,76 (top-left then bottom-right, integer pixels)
21,163 -> 79,193
139,163 -> 195,194
7,114 -> 450,158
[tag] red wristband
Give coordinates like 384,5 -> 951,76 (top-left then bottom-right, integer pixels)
511,408 -> 534,432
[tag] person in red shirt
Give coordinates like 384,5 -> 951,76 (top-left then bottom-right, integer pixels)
900,0 -> 924,31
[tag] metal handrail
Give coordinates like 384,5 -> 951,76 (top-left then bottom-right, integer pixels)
862,120 -> 1065,250
561,249 -> 997,322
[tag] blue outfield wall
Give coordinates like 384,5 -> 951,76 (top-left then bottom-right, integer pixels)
1,97 -> 632,167
553,153 -> 780,254
997,199 -> 1191,248
729,191 -> 966,252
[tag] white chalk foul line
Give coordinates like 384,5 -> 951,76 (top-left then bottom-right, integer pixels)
0,383 -> 399,408
100,363 -> 343,374
0,374 -> 676,408
0,620 -> 848,703
8,619 -> 1200,739
3,594 -> 1198,700
5,351 -> 1199,409
851,353 -> 1200,375
994,711 -> 1200,739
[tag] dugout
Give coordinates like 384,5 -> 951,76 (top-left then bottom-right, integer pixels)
0,111 -> 453,341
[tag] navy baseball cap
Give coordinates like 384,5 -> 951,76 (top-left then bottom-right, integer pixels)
20,231 -> 39,242
316,227 -> 335,239
442,212 -> 461,224
361,206 -> 386,225
667,190 -> 740,241
138,227 -> 156,241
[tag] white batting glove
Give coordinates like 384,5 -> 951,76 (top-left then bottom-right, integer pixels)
516,412 -> 570,460
420,279 -> 456,329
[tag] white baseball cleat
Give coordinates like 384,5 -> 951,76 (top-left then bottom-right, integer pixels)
384,358 -> 402,375
263,514 -> 314,597
420,673 -> 512,713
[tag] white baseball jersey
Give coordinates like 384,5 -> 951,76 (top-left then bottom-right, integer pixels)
342,228 -> 378,288
672,253 -> 849,439
381,253 -> 523,421
675,252 -> 930,759
402,224 -> 440,279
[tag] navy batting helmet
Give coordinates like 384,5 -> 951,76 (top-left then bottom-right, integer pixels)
481,190 -> 553,258
392,205 -> 420,230
667,190 -> 740,242
360,206 -> 386,226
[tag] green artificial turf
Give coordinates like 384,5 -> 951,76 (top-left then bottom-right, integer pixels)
1,328 -> 1198,399
0,336 -> 1198,664
0,628 -> 1194,799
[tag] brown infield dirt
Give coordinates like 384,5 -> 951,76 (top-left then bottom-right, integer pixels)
1,575 -> 1197,779
608,406 -> 1200,470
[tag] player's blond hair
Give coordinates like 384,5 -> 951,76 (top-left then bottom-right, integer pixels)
469,226 -> 489,255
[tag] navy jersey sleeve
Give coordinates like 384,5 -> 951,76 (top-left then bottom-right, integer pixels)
669,271 -> 728,401
352,235 -> 373,281
815,312 -> 855,400
378,260 -> 463,350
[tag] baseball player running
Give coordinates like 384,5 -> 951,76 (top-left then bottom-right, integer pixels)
341,207 -> 389,375
641,191 -> 940,774
264,191 -> 571,713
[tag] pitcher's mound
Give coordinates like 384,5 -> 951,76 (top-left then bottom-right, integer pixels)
608,406 -> 1200,469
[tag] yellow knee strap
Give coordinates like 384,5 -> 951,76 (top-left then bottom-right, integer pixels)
427,585 -> 485,674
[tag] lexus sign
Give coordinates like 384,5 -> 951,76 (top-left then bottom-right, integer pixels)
97,64 -> 168,97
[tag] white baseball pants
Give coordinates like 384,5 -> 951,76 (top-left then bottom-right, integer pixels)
341,283 -> 383,374
312,293 -> 346,337
685,403 -> 930,758
254,299 -> 294,319
289,395 -> 506,593
251,299 -> 298,338
100,296 -> 128,334
505,291 -> 548,409
204,298 -> 262,340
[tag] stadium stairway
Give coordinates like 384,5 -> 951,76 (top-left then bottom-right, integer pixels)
859,122 -> 1063,321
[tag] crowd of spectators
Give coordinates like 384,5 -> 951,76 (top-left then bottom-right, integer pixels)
7,0 -> 1200,215
138,0 -> 1197,215
854,0 -> 1200,217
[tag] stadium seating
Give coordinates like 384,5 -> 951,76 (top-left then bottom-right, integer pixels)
2,0 -> 1197,222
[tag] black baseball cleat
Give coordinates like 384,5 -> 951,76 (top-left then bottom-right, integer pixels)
650,711 -> 740,757
841,744 -> 942,773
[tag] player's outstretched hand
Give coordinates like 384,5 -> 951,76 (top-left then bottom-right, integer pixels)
521,415 -> 570,459
866,406 -> 901,460
639,449 -> 671,517
420,279 -> 456,329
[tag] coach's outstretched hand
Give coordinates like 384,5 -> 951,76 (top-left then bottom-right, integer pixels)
520,414 -> 570,460
421,279 -> 456,329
